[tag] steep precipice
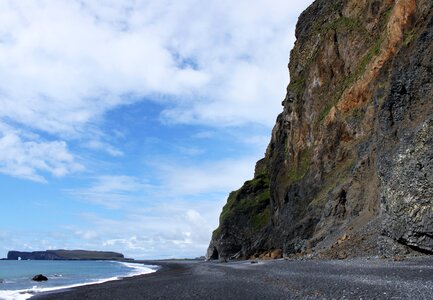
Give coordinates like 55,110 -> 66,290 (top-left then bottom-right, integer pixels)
208,0 -> 432,260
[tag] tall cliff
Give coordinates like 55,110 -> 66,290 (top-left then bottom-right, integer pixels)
208,0 -> 432,260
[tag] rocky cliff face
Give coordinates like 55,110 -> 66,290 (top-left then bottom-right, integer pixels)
208,0 -> 432,260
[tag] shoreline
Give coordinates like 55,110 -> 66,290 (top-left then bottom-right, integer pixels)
31,260 -> 185,299
32,256 -> 433,300
0,260 -> 159,300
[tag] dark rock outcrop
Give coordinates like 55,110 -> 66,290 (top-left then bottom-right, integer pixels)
208,0 -> 432,260
7,250 -> 124,260
32,274 -> 48,282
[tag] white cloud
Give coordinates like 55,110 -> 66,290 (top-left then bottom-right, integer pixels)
0,122 -> 82,182
0,0 -> 313,182
74,230 -> 98,240
0,197 -> 224,259
175,145 -> 204,156
68,175 -> 148,208
152,156 -> 259,196
77,199 -> 224,258
84,140 -> 124,157
68,153 -> 259,208
161,158 -> 255,195
58,156 -> 254,257
0,0 -> 316,259
0,0 -> 208,137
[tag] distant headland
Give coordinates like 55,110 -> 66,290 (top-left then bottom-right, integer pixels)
6,250 -> 125,260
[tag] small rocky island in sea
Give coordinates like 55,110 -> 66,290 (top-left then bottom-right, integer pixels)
6,250 -> 125,260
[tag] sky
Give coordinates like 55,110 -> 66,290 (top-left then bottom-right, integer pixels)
0,0 -> 314,259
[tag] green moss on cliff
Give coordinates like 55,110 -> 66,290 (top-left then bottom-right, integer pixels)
403,29 -> 416,46
310,156 -> 356,207
318,102 -> 334,123
219,191 -> 238,224
213,173 -> 271,238
358,36 -> 383,73
288,78 -> 306,96
236,189 -> 270,213
317,31 -> 385,125
212,227 -> 221,239
252,207 -> 271,230
327,17 -> 363,33
287,147 -> 313,182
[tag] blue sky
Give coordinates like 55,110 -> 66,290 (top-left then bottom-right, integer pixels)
0,0 -> 313,259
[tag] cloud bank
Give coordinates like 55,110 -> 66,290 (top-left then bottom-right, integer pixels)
0,0 -> 314,258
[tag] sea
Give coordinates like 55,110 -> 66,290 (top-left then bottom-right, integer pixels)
0,260 -> 158,300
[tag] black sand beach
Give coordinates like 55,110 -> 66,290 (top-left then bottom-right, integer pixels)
34,257 -> 433,299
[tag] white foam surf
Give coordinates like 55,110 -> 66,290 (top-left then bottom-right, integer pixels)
0,262 -> 157,300
119,262 -> 159,277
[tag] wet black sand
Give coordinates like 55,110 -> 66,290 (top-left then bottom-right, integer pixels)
34,257 -> 433,299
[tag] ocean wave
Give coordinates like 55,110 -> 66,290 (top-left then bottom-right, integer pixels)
0,263 -> 157,300
0,277 -> 119,300
118,262 -> 159,277
0,290 -> 33,300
